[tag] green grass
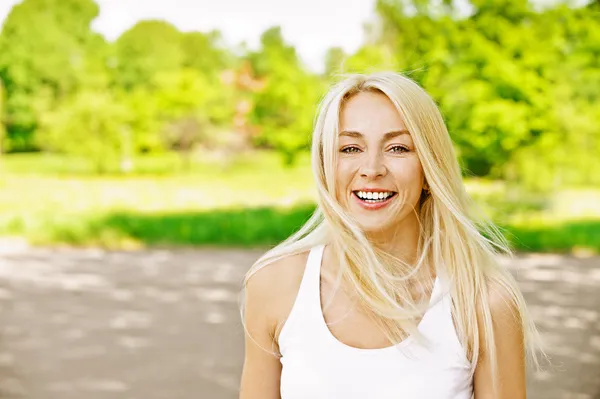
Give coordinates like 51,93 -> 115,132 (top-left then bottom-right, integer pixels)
1,152 -> 599,253
10,206 -> 600,253
502,219 -> 600,253
14,204 -> 317,248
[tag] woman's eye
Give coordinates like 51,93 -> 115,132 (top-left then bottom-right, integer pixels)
341,146 -> 361,153
390,145 -> 409,153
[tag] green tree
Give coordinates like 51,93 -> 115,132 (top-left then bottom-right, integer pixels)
39,91 -> 129,173
181,31 -> 233,78
153,68 -> 237,168
368,0 -> 600,189
117,88 -> 162,155
0,0 -> 103,151
247,27 -> 324,165
113,20 -> 184,90
511,3 -> 600,189
0,79 -> 5,157
0,79 -> 5,155
112,24 -> 238,161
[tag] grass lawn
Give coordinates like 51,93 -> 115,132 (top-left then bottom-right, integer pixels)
1,152 -> 599,253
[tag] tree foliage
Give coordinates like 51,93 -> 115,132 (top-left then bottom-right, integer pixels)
113,20 -> 184,90
247,27 -> 324,165
39,90 -> 128,173
353,0 -> 600,189
0,0 -> 597,186
153,68 -> 237,166
0,0 -> 103,151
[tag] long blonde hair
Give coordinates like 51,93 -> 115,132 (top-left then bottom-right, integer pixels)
242,71 -> 544,389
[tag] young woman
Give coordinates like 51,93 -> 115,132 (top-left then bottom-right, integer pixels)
239,72 -> 543,398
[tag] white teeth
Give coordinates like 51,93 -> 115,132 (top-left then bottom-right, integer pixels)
355,191 -> 394,201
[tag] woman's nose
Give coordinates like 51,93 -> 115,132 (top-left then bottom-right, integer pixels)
360,153 -> 387,179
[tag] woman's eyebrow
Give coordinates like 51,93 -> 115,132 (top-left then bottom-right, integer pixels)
338,130 -> 410,140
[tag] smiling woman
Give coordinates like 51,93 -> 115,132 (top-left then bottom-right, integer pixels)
336,92 -> 425,239
239,72 -> 545,399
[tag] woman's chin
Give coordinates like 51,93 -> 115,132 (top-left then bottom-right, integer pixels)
354,218 -> 394,235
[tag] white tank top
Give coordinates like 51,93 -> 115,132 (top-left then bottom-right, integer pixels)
278,245 -> 474,399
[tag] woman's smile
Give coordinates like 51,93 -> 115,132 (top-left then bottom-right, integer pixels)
352,190 -> 398,210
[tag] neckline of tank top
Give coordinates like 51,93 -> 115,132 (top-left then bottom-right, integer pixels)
312,244 -> 442,354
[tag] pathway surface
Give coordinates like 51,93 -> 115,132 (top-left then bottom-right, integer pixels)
0,247 -> 598,399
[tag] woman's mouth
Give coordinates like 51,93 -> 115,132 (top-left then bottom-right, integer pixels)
352,190 -> 397,210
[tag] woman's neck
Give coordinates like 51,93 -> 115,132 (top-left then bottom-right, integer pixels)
366,213 -> 421,266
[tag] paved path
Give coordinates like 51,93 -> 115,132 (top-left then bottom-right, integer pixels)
0,247 -> 598,399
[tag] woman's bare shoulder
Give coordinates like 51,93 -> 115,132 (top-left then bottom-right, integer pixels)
246,250 -> 310,294
244,250 -> 311,335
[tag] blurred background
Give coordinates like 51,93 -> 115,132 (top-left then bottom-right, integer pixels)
0,0 -> 598,398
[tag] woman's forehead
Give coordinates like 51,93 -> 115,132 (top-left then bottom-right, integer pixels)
339,91 -> 408,134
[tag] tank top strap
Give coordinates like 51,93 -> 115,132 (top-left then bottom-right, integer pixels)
278,245 -> 325,348
429,274 -> 442,305
304,243 -> 326,309
307,244 -> 325,276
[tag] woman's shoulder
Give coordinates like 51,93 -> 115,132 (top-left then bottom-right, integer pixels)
246,250 -> 311,294
244,249 -> 312,337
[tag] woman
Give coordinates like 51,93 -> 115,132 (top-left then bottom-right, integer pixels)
239,72 -> 543,398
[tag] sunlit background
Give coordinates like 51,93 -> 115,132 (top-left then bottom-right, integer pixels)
0,0 -> 598,398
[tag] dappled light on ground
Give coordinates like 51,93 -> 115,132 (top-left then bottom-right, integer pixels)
501,254 -> 600,398
0,248 -> 598,398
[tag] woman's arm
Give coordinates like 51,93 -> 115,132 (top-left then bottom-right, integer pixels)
473,283 -> 527,398
239,266 -> 283,399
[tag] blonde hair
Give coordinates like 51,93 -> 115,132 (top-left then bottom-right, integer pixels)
242,71 -> 544,391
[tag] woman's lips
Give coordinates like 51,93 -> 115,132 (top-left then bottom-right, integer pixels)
352,191 -> 397,210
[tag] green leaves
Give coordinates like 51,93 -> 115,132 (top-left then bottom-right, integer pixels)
38,90 -> 128,173
368,0 -> 600,189
0,0 -> 597,183
0,0 -> 103,151
246,27 -> 325,165
113,20 -> 184,90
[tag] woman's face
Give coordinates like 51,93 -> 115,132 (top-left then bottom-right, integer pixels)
335,90 -> 425,234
